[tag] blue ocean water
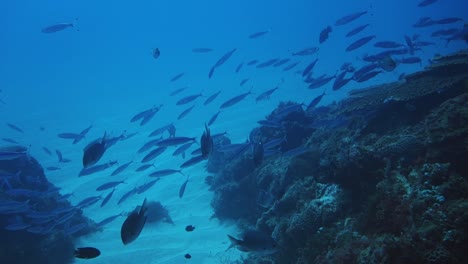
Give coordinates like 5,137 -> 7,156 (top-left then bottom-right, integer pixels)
1,0 -> 468,263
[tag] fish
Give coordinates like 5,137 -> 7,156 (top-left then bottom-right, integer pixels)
249,31 -> 269,39
319,26 -> 332,43
209,49 -> 237,78
96,180 -> 126,191
227,230 -> 278,255
220,91 -> 252,109
173,142 -> 195,157
42,147 -> 52,156
137,179 -> 160,194
335,11 -> 367,26
74,247 -> 101,259
82,133 -> 107,168
170,72 -> 185,82
292,47 -> 319,56
435,17 -> 462,25
184,254 -> 192,259
152,48 -> 160,59
96,213 -> 123,227
6,123 -> 24,133
332,71 -> 352,91
138,138 -> 163,153
176,93 -> 202,105
247,60 -> 258,65
306,91 -> 326,110
46,166 -> 61,171
79,161 -> 117,177
240,78 -> 249,86
283,62 -> 300,71
431,28 -> 459,37
346,24 -> 369,37
235,63 -> 243,73
0,146 -> 28,161
354,70 -> 382,83
111,161 -> 133,176
413,17 -> 436,27
141,146 -> 167,163
204,90 -> 221,105
100,189 -> 115,207
149,169 -> 184,177
185,225 -> 195,232
117,188 -> 137,205
149,124 -> 173,137
77,195 -> 102,209
418,0 -> 438,7
208,111 -> 221,126
302,58 -> 318,77
75,124 -> 93,144
345,35 -> 376,52
157,137 -> 196,147
257,189 -> 275,208
179,177 -> 189,198
130,108 -> 153,123
307,75 -> 336,89
121,198 -> 148,245
200,123 -> 213,158
397,57 -> 422,64
57,133 -> 81,139
180,155 -> 205,168
135,163 -> 155,172
374,41 -> 404,49
273,58 -> 290,67
256,58 -> 279,68
41,23 -> 74,33
192,48 -> 213,53
169,87 -> 188,96
256,87 -> 279,102
177,105 -> 196,120
55,149 -> 63,162
404,35 -> 415,55
2,138 -> 18,144
253,142 -> 264,166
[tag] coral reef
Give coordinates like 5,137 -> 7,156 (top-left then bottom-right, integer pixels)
0,153 -> 96,264
207,50 -> 468,263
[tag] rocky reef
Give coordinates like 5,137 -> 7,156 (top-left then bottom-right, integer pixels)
0,152 -> 97,264
206,50 -> 468,263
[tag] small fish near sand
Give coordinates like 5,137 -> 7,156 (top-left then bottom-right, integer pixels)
185,225 -> 195,232
227,230 -> 278,255
121,198 -> 148,245
74,247 -> 101,259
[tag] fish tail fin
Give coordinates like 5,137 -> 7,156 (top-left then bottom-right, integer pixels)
179,170 -> 186,177
226,235 -> 241,251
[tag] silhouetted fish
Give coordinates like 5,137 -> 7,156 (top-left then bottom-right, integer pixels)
335,11 -> 367,26
192,48 -> 213,53
418,0 -> 438,7
82,133 -> 107,168
208,49 -> 237,78
121,198 -> 148,245
346,24 -> 369,37
200,124 -> 213,158
152,48 -> 160,59
179,177 -> 189,198
170,73 -> 185,82
249,30 -> 269,39
41,22 -> 74,33
6,123 -> 24,133
319,26 -> 332,44
204,91 -> 221,105
220,91 -> 252,109
346,35 -> 376,52
74,247 -> 101,259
